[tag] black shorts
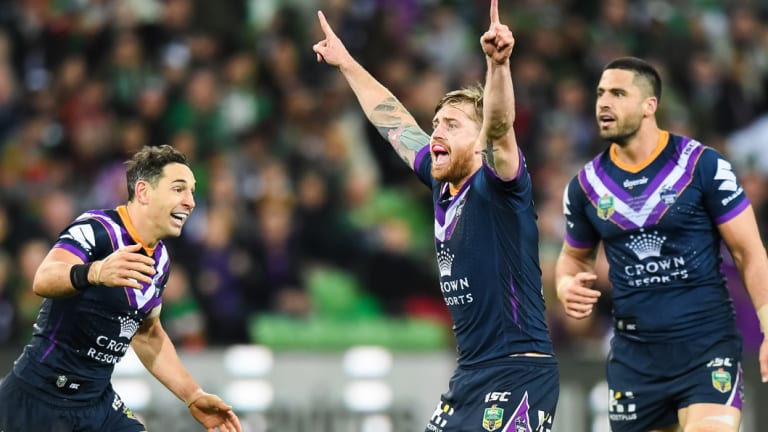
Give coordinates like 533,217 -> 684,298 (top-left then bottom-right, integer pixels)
424,356 -> 559,432
606,335 -> 743,432
0,373 -> 146,432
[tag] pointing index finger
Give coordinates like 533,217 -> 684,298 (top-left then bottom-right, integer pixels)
317,10 -> 335,38
490,0 -> 499,25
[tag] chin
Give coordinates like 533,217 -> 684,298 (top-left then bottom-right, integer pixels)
167,226 -> 184,238
431,166 -> 447,181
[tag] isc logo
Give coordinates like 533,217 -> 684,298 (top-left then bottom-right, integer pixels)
484,391 -> 511,403
706,357 -> 733,368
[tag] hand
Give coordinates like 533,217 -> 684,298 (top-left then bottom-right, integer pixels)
91,243 -> 155,290
481,0 -> 514,65
313,10 -> 353,68
556,272 -> 600,319
187,391 -> 242,432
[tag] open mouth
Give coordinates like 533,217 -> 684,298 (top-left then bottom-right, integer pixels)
598,114 -> 616,128
171,212 -> 189,223
431,144 -> 449,165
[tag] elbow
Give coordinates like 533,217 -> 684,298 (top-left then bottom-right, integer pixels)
31,279 -> 47,298
486,119 -> 511,140
31,268 -> 58,298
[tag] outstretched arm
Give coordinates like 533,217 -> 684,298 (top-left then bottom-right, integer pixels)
478,0 -> 520,180
131,317 -> 242,431
313,10 -> 429,168
719,207 -> 768,382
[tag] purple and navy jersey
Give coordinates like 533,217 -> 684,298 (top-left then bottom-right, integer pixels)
414,147 -> 553,366
12,206 -> 170,404
563,131 -> 749,342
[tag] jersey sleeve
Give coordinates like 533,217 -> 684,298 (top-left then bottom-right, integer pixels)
53,213 -> 114,263
414,145 -> 434,187
476,149 -> 533,208
697,147 -> 751,225
563,174 -> 600,249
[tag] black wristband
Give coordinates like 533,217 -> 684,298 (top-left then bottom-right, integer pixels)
70,263 -> 93,291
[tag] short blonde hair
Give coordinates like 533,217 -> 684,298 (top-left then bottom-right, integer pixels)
434,85 -> 484,124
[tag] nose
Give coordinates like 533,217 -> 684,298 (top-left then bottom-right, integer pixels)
183,191 -> 195,210
596,94 -> 611,110
431,124 -> 446,141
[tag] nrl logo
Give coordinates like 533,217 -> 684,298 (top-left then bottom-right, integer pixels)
482,404 -> 504,431
712,368 -> 732,393
596,194 -> 614,220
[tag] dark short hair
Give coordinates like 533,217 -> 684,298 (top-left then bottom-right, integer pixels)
603,57 -> 662,101
434,84 -> 484,124
125,145 -> 188,201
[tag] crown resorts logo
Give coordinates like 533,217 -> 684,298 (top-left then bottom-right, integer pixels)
437,244 -> 454,277
118,316 -> 140,339
626,230 -> 666,260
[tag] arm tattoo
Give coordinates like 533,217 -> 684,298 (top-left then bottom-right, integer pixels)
482,138 -> 496,169
370,97 -> 407,130
370,97 -> 429,164
482,121 -> 510,170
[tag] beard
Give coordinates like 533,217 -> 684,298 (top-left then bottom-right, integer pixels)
599,113 -> 643,147
431,147 -> 477,184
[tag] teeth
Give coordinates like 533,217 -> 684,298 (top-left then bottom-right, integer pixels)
172,213 -> 188,221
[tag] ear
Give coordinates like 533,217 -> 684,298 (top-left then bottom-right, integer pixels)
134,180 -> 151,205
644,96 -> 658,117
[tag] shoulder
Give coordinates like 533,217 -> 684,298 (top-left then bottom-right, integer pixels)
56,210 -> 120,260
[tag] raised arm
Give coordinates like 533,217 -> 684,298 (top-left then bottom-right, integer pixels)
478,0 -> 520,180
718,206 -> 768,382
313,10 -> 429,168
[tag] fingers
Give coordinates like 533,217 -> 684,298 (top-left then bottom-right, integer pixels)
228,411 -> 243,432
314,11 -> 333,63
575,272 -> 599,284
490,0 -> 499,25
317,10 -> 335,38
203,411 -> 241,432
99,244 -> 156,289
560,273 -> 601,319
313,42 -> 326,63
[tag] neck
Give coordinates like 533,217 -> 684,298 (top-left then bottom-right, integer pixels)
123,202 -> 158,248
612,123 -> 661,166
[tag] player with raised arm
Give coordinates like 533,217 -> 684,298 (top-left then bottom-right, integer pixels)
315,1 -> 558,431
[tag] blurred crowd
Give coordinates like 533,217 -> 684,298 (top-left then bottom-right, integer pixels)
0,0 -> 766,355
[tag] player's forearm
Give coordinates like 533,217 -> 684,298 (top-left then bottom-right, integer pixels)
554,246 -> 596,293
483,59 -> 515,141
338,60 -> 427,166
34,259 -> 105,298
480,59 -> 519,179
33,261 -> 79,297
132,321 -> 202,404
